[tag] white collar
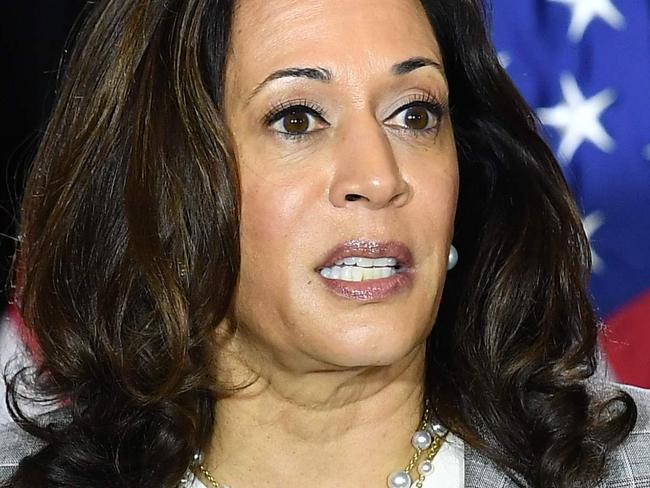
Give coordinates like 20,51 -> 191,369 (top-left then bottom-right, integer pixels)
422,431 -> 464,487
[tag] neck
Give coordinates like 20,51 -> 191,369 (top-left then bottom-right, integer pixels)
202,336 -> 427,488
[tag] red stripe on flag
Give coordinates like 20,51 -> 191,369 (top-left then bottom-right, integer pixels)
600,290 -> 650,388
7,303 -> 41,361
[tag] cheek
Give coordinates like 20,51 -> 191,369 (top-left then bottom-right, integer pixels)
235,129 -> 333,271
236,160 -> 321,303
407,148 -> 458,230
419,174 -> 458,237
403,151 -> 459,288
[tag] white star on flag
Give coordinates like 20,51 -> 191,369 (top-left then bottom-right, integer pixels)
537,73 -> 616,164
549,0 -> 625,43
498,51 -> 512,69
582,211 -> 605,273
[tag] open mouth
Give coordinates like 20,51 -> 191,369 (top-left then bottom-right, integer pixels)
314,239 -> 414,301
317,256 -> 406,282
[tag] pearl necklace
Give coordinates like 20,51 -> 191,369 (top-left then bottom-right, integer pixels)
181,404 -> 449,488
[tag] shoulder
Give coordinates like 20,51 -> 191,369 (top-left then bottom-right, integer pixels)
465,381 -> 650,487
0,421 -> 44,483
0,407 -> 68,483
598,382 -> 650,486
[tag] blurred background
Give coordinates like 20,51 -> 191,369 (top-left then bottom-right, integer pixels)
490,0 -> 650,389
1,1 -> 649,423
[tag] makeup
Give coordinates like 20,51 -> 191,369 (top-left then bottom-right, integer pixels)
315,239 -> 414,301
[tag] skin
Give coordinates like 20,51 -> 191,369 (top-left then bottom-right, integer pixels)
207,0 -> 459,486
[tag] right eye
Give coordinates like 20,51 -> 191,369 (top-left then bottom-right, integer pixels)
267,105 -> 329,138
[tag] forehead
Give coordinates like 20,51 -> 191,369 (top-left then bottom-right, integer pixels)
228,0 -> 443,84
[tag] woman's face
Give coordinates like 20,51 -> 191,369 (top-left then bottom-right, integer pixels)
223,0 -> 458,371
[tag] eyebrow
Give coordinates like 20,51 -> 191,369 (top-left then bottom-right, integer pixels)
247,56 -> 444,103
247,67 -> 332,102
391,56 -> 443,76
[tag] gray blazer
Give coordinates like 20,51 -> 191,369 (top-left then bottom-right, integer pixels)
1,383 -> 649,487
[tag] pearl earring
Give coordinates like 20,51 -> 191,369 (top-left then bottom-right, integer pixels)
447,244 -> 458,271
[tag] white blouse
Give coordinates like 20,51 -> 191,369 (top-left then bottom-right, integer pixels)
190,433 -> 464,487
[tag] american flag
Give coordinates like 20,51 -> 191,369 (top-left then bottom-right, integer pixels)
490,0 -> 650,387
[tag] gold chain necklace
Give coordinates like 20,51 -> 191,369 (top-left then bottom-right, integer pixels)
188,403 -> 449,488
196,464 -> 229,488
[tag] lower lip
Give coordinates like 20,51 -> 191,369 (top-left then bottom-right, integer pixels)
316,269 -> 414,302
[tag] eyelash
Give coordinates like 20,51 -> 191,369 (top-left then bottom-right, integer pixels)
263,92 -> 447,141
263,99 -> 328,140
386,93 -> 446,137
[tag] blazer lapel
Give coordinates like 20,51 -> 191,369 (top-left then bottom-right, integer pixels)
464,444 -> 517,488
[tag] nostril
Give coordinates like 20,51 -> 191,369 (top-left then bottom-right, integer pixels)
345,194 -> 362,201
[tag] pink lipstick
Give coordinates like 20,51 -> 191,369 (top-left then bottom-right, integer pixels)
314,239 -> 414,302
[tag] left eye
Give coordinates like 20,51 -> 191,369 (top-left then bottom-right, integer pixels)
385,102 -> 442,131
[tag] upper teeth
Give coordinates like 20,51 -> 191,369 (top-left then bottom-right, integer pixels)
334,256 -> 397,267
319,256 -> 401,282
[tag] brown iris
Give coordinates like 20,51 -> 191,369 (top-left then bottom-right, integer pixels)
404,106 -> 430,130
283,109 -> 310,134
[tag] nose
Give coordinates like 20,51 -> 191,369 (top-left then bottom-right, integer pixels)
329,116 -> 411,210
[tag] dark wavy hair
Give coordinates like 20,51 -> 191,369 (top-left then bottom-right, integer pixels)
4,0 -> 636,487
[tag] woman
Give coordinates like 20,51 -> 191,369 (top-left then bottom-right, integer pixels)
1,0 -> 648,486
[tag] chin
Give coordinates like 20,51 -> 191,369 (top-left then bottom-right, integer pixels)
312,324 -> 427,369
